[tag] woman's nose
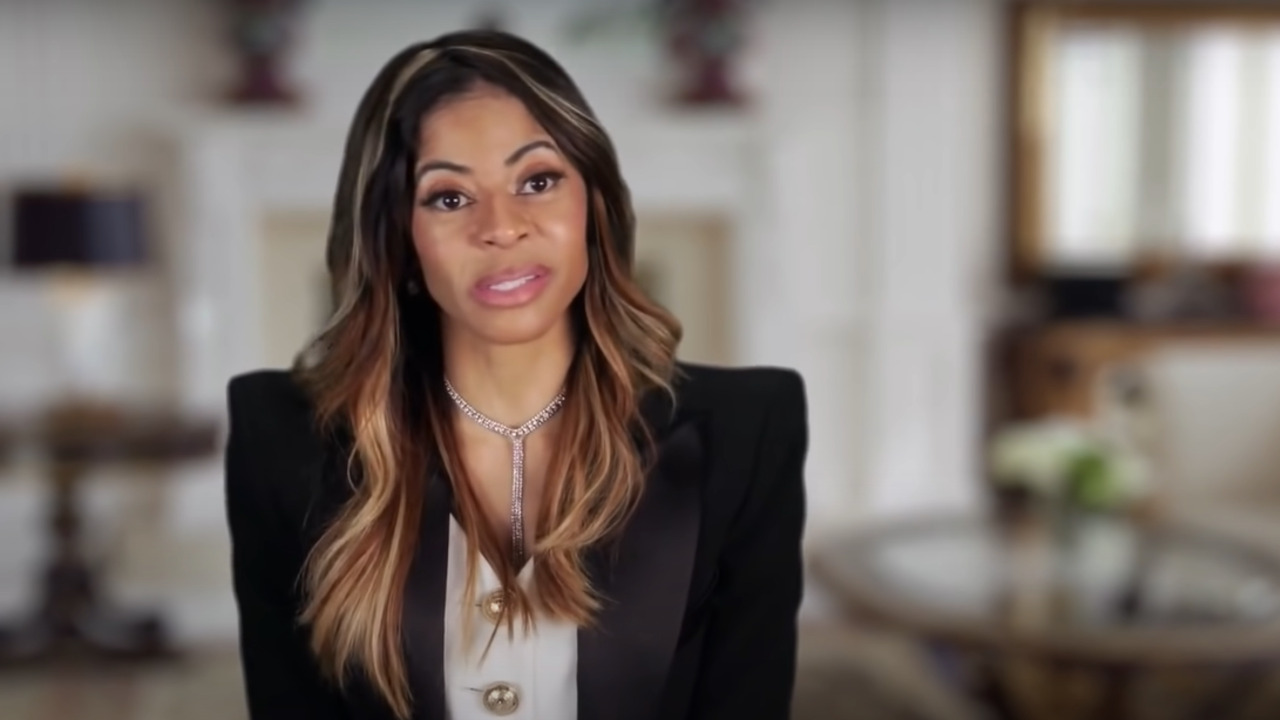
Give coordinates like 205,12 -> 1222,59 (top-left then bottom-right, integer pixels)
475,195 -> 529,247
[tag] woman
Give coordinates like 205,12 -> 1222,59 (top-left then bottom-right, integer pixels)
225,29 -> 807,720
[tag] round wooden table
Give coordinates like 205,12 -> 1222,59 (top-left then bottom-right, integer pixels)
0,402 -> 220,666
812,512 -> 1280,720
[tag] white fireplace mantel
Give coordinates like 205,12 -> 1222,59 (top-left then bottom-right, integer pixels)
158,107 -> 763,415
167,106 -> 758,208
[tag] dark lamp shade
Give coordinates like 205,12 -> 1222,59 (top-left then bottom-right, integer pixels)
12,188 -> 149,269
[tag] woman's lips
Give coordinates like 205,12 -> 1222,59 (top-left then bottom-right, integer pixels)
471,265 -> 552,308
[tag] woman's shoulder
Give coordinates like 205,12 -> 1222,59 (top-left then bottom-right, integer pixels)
228,368 -> 314,422
225,369 -> 337,522
670,363 -> 807,539
672,362 -> 806,425
226,366 -> 335,457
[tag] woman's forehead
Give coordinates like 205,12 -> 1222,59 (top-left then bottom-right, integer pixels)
417,87 -> 547,152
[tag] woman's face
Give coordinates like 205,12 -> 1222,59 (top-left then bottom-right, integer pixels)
410,82 -> 589,348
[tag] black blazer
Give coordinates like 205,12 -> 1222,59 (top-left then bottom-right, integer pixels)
225,362 -> 808,720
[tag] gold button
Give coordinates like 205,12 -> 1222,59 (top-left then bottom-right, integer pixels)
480,589 -> 505,623
481,682 -> 519,715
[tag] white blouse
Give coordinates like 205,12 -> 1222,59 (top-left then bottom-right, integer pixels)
442,517 -> 578,719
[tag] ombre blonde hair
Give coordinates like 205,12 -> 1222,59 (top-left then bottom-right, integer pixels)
292,31 -> 681,718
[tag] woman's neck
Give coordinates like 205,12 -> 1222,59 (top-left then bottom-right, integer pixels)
442,322 -> 574,427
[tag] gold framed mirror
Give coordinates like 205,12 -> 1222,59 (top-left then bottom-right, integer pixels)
1012,1 -> 1280,279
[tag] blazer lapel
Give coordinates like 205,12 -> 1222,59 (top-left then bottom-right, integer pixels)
578,391 -> 706,720
402,472 -> 452,720
393,389 -> 705,720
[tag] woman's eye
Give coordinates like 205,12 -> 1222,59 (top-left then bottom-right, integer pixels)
519,172 -> 564,195
421,191 -> 471,212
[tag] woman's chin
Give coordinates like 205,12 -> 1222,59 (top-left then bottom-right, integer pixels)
464,309 -> 571,348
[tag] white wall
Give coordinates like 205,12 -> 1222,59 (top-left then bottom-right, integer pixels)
0,0 -> 1002,639
858,0 -> 1002,520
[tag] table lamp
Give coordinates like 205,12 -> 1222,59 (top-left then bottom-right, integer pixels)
4,187 -> 193,665
11,186 -> 150,401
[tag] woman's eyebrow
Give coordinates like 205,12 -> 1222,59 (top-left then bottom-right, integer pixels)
503,139 -> 556,166
414,139 -> 558,182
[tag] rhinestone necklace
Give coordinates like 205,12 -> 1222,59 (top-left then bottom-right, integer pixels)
444,378 -> 566,566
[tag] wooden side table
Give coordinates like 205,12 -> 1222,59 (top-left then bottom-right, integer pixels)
1006,322 -> 1280,419
0,403 -> 219,666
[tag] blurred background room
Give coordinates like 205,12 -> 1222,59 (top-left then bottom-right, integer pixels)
2,0 -> 1280,718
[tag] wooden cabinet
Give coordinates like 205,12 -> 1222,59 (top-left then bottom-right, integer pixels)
1007,322 -> 1280,419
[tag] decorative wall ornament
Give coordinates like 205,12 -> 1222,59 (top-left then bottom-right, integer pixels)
225,0 -> 311,107
660,0 -> 750,106
565,0 -> 755,107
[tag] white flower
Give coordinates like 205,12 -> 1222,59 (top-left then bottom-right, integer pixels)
991,418 -> 1092,495
990,418 -> 1152,510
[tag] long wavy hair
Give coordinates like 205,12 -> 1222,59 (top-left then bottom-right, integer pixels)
291,30 -> 681,718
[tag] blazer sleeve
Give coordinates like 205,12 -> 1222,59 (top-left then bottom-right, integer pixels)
225,377 -> 351,720
688,369 -> 808,719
